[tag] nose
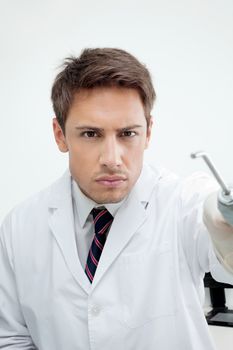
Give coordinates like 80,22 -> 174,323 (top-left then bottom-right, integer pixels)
99,137 -> 123,169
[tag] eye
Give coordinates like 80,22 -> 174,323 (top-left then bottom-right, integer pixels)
82,131 -> 99,138
121,130 -> 137,137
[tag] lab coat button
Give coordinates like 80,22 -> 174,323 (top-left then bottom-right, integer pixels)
91,305 -> 100,316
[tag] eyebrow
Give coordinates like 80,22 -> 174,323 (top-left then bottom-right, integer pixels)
75,125 -> 143,132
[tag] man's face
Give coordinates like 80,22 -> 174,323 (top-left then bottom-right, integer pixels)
53,87 -> 152,204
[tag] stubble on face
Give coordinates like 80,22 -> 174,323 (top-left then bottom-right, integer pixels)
79,167 -> 142,204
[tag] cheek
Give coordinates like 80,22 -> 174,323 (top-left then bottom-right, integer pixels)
69,142 -> 96,160
125,141 -> 146,159
68,146 -> 99,176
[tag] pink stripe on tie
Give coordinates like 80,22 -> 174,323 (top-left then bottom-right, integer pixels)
93,209 -> 107,225
94,236 -> 103,250
85,265 -> 93,282
98,220 -> 112,234
90,249 -> 98,266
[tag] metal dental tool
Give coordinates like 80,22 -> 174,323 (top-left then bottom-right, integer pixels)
191,151 -> 233,224
191,151 -> 231,196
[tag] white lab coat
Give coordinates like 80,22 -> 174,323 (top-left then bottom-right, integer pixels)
1,164 -> 233,350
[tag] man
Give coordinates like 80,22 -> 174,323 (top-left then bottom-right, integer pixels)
0,48 -> 233,350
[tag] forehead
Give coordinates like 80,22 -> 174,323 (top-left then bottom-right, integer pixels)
67,87 -> 146,126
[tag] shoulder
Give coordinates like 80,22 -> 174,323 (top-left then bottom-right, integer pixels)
1,170 -> 71,229
143,163 -> 181,195
143,163 -> 218,206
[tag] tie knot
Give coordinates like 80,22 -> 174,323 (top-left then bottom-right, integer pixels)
92,208 -> 113,235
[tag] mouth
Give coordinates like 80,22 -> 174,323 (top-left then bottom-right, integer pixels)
95,176 -> 127,188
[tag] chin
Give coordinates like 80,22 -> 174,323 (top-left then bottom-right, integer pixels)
94,192 -> 128,204
95,197 -> 124,205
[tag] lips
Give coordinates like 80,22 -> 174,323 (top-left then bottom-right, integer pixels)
95,175 -> 127,188
96,176 -> 127,182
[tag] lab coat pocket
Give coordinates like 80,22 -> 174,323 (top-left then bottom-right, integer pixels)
119,242 -> 177,329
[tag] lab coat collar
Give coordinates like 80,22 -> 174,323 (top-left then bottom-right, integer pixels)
48,162 -> 160,210
48,170 -> 91,294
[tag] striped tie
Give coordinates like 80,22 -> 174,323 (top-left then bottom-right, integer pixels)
85,208 -> 113,283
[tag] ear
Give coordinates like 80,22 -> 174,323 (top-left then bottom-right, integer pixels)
52,118 -> 68,152
145,117 -> 153,149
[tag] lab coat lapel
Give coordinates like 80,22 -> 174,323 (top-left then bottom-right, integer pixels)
90,162 -> 160,291
91,189 -> 147,290
48,171 -> 90,294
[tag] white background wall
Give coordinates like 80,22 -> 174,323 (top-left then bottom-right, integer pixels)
0,0 -> 233,219
0,0 -> 233,347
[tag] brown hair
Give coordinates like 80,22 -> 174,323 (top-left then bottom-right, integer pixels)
51,48 -> 156,133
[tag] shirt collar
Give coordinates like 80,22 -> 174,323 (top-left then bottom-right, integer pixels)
72,179 -> 125,228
